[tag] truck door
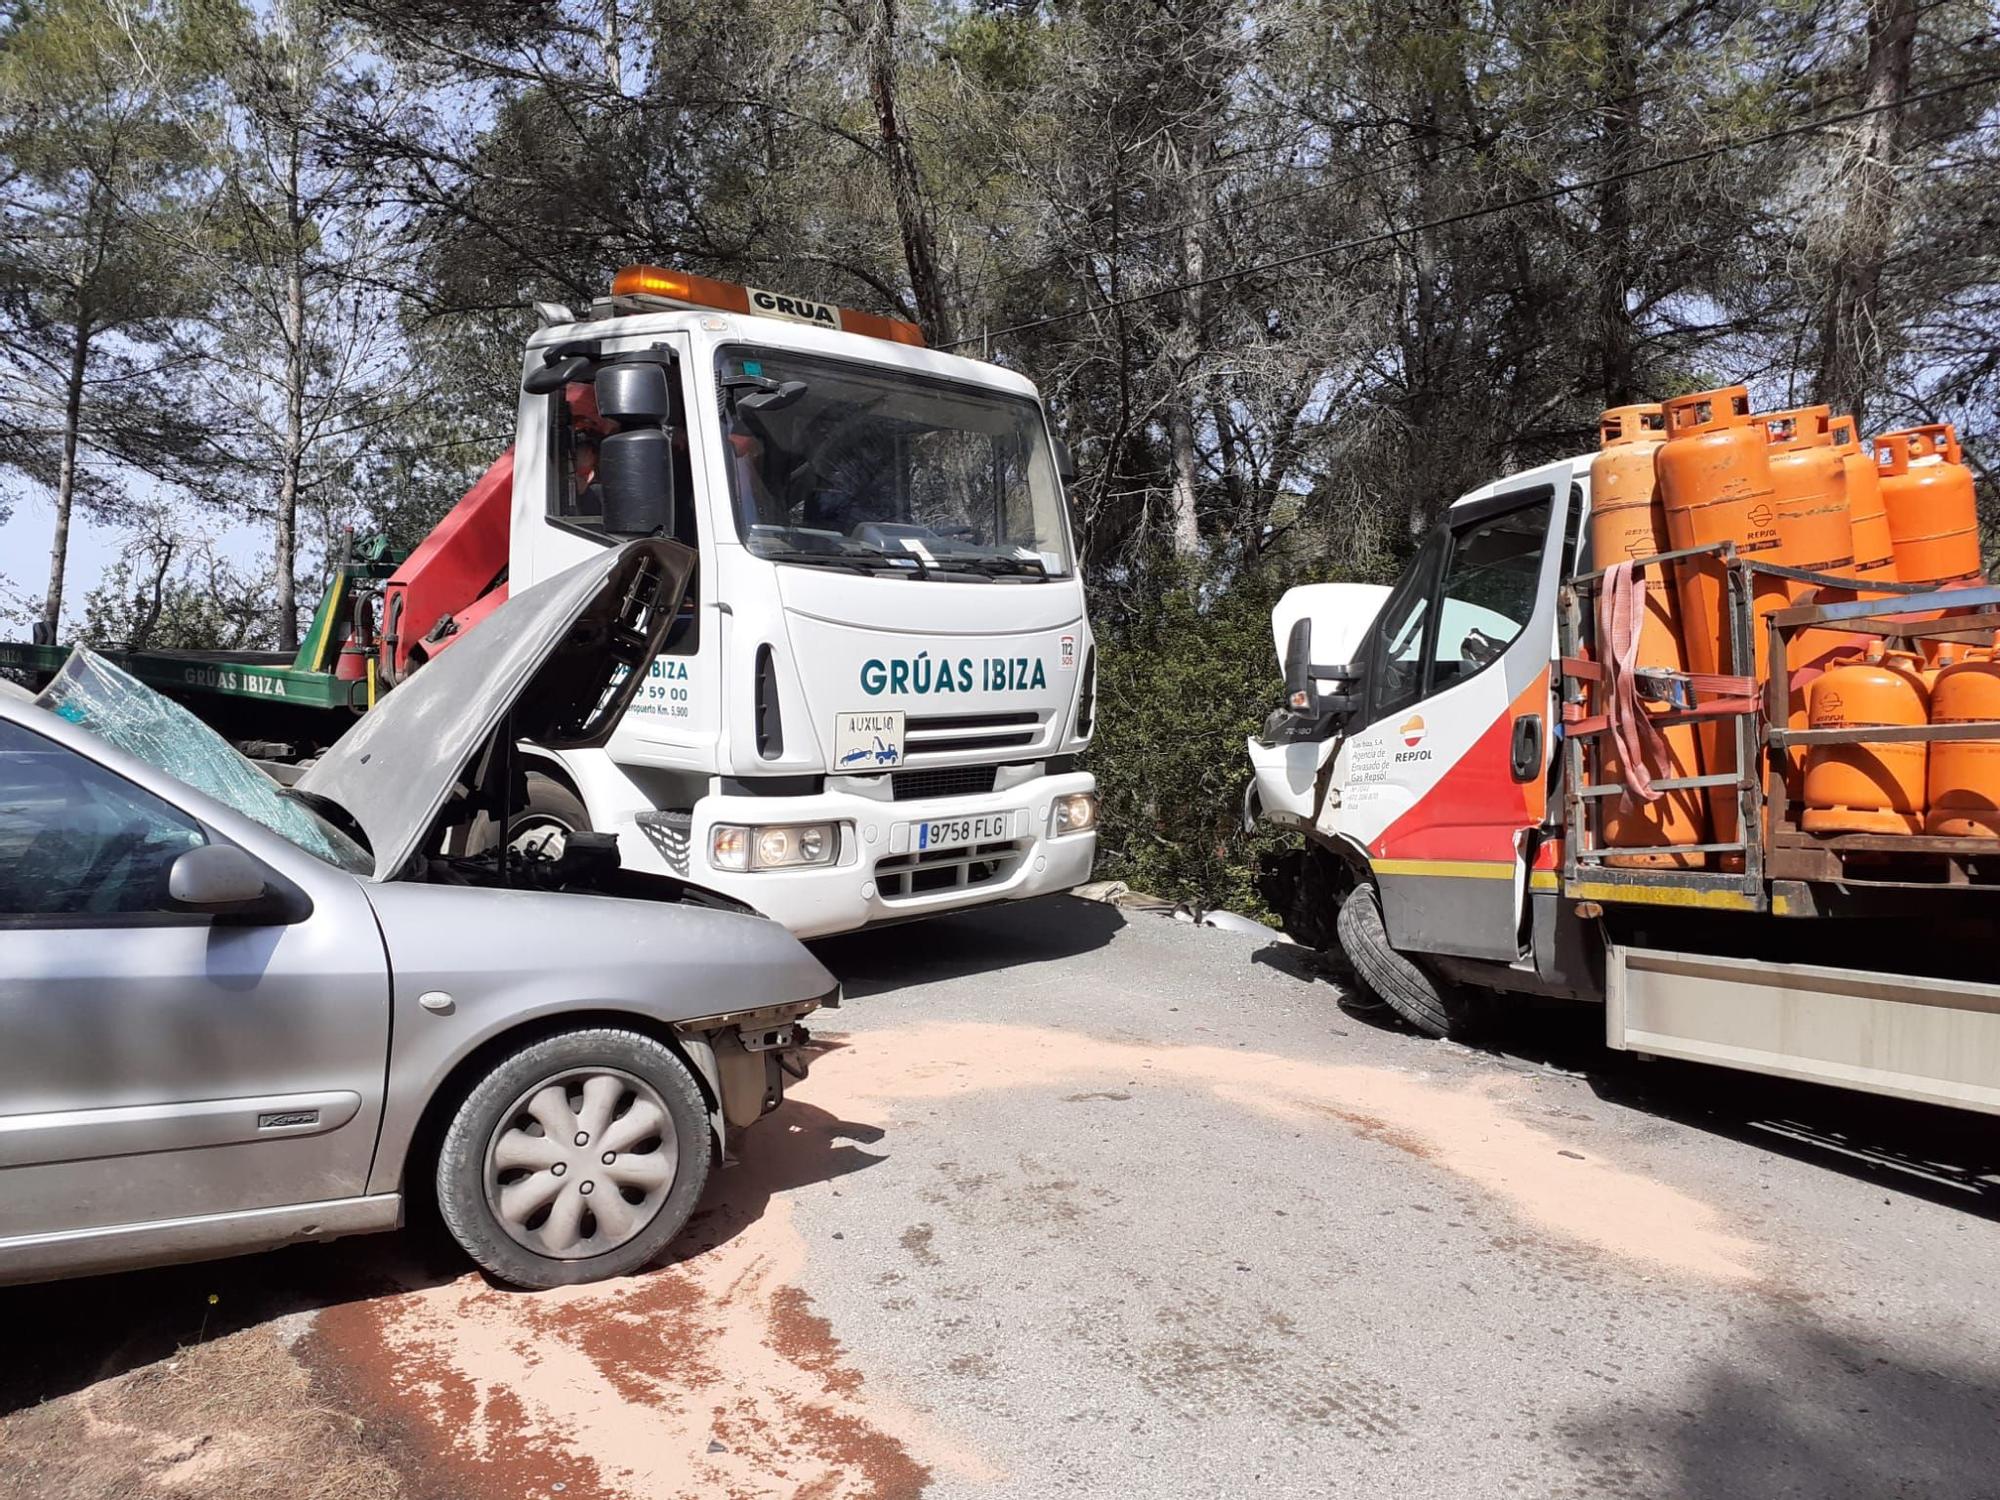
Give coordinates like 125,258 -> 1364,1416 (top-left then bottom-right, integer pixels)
522,334 -> 720,768
1340,475 -> 1573,962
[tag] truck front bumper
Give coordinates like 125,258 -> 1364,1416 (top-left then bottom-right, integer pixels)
654,768 -> 1098,939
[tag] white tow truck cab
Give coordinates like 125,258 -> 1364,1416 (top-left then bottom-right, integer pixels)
507,267 -> 1098,938
1248,454 -> 2000,1118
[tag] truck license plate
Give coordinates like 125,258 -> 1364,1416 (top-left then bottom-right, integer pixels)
833,710 -> 905,771
916,813 -> 1013,851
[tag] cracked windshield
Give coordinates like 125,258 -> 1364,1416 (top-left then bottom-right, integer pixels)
716,348 -> 1071,579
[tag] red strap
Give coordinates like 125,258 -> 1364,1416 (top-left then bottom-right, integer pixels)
1596,561 -> 1669,805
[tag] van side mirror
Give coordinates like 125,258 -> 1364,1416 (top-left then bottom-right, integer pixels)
166,845 -> 271,912
598,429 -> 676,538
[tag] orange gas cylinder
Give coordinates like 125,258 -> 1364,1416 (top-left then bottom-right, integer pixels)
1655,386 -> 1786,850
1829,414 -> 1897,585
1876,429 -> 1983,586
1926,646 -> 2000,837
1761,405 -> 1855,593
1588,404 -> 1708,865
1801,643 -> 1929,835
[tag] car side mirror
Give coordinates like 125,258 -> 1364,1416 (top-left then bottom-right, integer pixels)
598,429 -> 677,538
166,845 -> 272,912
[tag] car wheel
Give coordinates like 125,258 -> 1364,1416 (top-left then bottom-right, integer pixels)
1336,882 -> 1472,1040
508,772 -> 590,861
435,1028 -> 711,1289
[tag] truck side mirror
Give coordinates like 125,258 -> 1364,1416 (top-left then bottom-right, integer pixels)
595,363 -> 670,422
1052,437 -> 1078,486
1280,617 -> 1364,739
598,429 -> 676,538
1283,618 -> 1314,711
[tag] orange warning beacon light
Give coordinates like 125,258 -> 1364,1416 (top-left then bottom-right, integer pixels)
610,264 -> 927,348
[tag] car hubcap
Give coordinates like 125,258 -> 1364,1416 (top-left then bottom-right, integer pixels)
484,1067 -> 677,1260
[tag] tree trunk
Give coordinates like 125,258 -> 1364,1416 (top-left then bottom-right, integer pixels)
1812,0 -> 1917,425
861,0 -> 953,344
41,321 -> 92,639
602,0 -> 621,93
1592,0 -> 1642,405
276,157 -> 307,652
1167,220 -> 1207,557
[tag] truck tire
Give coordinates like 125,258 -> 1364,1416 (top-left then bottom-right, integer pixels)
434,1027 -> 712,1289
1337,882 -> 1469,1040
509,772 -> 590,860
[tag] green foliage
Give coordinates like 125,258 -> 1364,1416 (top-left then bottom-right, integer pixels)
1085,556 -> 1323,916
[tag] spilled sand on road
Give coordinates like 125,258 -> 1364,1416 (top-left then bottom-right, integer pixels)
804,1021 -> 1758,1283
300,1019 -> 1750,1500
306,1110 -> 993,1500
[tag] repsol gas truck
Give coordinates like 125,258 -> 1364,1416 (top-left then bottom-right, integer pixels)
1246,401 -> 2000,1119
3,266 -> 1100,938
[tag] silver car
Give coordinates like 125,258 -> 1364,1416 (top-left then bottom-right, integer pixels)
0,541 -> 834,1289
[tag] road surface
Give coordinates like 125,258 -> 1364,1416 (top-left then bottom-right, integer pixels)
2,896 -> 1996,1499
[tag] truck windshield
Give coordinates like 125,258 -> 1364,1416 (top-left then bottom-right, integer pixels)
715,347 -> 1071,578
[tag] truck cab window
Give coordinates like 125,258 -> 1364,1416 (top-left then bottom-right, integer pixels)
1429,496 -> 1552,691
550,368 -> 701,652
1365,529 -> 1449,721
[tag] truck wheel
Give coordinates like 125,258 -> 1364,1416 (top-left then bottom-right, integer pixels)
1336,883 -> 1469,1040
509,772 -> 590,861
435,1028 -> 711,1289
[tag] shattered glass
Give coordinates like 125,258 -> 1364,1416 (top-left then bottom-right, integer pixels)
36,648 -> 373,874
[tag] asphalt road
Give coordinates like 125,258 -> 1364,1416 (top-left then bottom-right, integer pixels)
3,895 -> 1997,1500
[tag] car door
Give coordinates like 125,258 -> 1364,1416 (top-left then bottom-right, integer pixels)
0,714 -> 391,1251
1337,473 -> 1573,961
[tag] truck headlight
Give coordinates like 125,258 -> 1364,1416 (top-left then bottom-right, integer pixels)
710,821 -> 840,871
1053,792 -> 1098,835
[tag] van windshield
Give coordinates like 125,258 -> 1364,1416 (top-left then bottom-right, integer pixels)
715,347 -> 1071,579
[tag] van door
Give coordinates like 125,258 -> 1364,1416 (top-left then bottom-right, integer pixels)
1339,475 -> 1574,962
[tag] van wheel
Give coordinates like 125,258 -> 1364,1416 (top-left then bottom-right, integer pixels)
435,1028 -> 711,1289
1336,883 -> 1470,1040
509,772 -> 590,861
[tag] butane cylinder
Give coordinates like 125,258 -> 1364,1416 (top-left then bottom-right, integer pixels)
1760,405 -> 1854,591
1588,404 -> 1708,865
1830,414 -> 1897,585
1926,647 -> 2000,837
1655,387 -> 1785,851
1876,429 -> 1983,586
1802,643 -> 1930,835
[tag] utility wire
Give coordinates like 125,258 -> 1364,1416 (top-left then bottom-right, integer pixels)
944,68 -> 2000,351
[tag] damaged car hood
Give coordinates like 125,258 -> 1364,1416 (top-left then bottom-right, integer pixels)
297,540 -> 693,881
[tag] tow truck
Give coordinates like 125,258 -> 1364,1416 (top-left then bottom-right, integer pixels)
1246,455 -> 2000,1117
1,266 -> 1100,938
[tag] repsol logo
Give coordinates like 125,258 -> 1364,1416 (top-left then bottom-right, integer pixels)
748,286 -> 841,329
861,653 -> 1047,695
1393,748 -> 1434,763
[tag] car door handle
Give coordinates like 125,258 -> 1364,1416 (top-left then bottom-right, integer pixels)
1510,714 -> 1543,782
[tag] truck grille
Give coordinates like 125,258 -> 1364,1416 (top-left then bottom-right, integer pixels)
891,765 -> 999,801
874,838 -> 1025,900
904,710 -> 1043,759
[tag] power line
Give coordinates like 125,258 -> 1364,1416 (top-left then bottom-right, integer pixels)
945,68 -> 2000,352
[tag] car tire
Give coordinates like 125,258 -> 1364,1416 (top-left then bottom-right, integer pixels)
508,772 -> 590,860
1336,882 -> 1470,1040
435,1028 -> 712,1289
